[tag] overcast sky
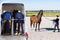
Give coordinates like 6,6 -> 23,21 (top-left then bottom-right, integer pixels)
0,0 -> 60,10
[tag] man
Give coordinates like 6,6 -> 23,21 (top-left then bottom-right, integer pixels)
14,10 -> 24,35
2,11 -> 12,35
1,13 -> 5,35
13,10 -> 18,35
52,15 -> 59,32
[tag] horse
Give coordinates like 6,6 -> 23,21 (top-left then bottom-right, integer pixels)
30,10 -> 43,31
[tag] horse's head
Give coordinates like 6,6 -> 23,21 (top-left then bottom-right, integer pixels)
37,10 -> 43,19
39,10 -> 43,16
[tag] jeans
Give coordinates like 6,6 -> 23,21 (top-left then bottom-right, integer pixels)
13,20 -> 24,34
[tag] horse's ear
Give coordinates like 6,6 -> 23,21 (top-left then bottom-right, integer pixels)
41,10 -> 43,12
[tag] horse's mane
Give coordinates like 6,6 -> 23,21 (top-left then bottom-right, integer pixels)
37,10 -> 43,18
32,15 -> 36,16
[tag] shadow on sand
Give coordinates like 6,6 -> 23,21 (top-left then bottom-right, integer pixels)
41,28 -> 59,31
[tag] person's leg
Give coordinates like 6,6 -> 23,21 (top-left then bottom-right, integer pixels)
13,20 -> 17,34
18,20 -> 20,33
4,25 -> 6,34
21,20 -> 24,34
6,21 -> 8,33
8,20 -> 11,34
1,24 -> 4,35
53,24 -> 56,32
6,20 -> 11,34
1,20 -> 4,35
4,20 -> 7,34
57,25 -> 59,32
5,20 -> 10,34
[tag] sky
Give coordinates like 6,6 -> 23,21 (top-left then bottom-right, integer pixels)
0,0 -> 60,10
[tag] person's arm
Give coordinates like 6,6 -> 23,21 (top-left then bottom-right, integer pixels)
22,14 -> 24,19
51,19 -> 56,22
21,12 -> 24,19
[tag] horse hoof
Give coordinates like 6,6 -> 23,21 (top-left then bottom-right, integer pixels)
30,26 -> 32,28
58,31 -> 60,32
53,31 -> 55,32
38,29 -> 40,31
35,29 -> 37,31
38,30 -> 40,32
33,26 -> 35,28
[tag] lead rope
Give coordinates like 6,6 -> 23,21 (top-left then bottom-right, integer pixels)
42,15 -> 55,26
42,15 -> 52,21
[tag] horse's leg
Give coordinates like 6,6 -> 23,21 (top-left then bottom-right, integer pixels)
35,23 -> 37,31
30,21 -> 32,28
38,22 -> 40,31
33,22 -> 35,28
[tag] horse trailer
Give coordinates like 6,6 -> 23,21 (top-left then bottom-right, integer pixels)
1,2 -> 26,36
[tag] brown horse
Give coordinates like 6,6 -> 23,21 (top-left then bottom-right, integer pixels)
30,10 -> 43,31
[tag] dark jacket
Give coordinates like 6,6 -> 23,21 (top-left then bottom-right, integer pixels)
15,12 -> 24,20
53,18 -> 59,25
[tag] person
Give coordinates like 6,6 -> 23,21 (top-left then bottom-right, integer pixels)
13,10 -> 24,35
52,15 -> 59,32
17,10 -> 24,35
12,10 -> 18,35
2,11 -> 12,35
1,13 -> 5,35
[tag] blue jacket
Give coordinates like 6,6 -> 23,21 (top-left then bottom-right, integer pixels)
15,12 -> 24,19
1,19 -> 4,24
3,12 -> 11,20
1,13 -> 4,19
